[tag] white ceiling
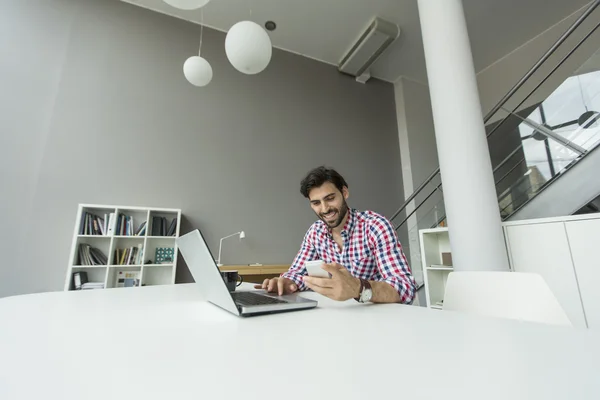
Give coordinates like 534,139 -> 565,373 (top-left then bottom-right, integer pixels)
122,0 -> 591,83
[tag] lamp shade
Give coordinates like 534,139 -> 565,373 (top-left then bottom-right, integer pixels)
239,231 -> 246,239
225,21 -> 272,75
183,56 -> 213,87
163,0 -> 210,10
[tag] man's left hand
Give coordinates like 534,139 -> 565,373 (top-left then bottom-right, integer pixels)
303,263 -> 361,301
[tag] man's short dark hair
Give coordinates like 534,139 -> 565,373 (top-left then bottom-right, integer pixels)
300,166 -> 348,198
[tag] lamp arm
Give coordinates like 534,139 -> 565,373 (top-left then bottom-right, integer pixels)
217,232 -> 242,265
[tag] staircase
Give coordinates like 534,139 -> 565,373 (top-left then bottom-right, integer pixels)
392,1 -> 600,282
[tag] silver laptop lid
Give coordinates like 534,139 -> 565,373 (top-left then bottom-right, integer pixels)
176,230 -> 240,315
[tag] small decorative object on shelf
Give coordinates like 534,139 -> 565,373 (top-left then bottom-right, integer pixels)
65,204 -> 181,291
115,270 -> 141,288
155,248 -> 175,264
441,252 -> 453,266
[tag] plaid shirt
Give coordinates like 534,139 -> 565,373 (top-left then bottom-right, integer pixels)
282,208 -> 416,304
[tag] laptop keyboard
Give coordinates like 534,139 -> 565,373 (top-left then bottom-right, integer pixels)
231,291 -> 288,306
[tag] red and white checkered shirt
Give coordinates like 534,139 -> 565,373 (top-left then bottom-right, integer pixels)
282,208 -> 416,304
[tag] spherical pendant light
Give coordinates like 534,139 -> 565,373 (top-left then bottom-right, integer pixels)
225,21 -> 272,75
163,0 -> 210,10
183,56 -> 213,87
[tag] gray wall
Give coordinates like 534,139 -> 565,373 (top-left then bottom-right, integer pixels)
0,0 -> 405,297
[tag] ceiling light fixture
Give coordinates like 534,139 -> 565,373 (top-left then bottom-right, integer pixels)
225,21 -> 272,75
183,9 -> 213,87
265,21 -> 277,31
163,0 -> 210,10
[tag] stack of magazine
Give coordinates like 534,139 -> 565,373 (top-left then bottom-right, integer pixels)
81,282 -> 104,290
78,244 -> 108,265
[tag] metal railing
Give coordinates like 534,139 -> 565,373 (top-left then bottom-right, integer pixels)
391,0 -> 600,230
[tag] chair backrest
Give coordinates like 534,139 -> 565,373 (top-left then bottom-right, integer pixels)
443,271 -> 572,326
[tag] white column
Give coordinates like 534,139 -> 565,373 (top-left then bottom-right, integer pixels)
417,0 -> 510,271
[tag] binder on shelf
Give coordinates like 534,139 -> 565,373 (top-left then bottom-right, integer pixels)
151,216 -> 161,236
73,271 -> 88,290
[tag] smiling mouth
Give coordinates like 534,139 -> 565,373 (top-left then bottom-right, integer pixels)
322,211 -> 337,221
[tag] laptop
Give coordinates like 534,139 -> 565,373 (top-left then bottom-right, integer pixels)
176,229 -> 317,317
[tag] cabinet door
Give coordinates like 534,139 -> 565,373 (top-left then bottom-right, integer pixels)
505,222 -> 587,328
565,219 -> 600,329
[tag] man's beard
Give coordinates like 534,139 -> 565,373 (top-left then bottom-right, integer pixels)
318,200 -> 349,229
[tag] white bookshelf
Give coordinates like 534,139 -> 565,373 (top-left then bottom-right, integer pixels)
64,204 -> 182,291
419,227 -> 452,310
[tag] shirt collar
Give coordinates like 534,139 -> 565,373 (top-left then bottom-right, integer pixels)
328,208 -> 356,237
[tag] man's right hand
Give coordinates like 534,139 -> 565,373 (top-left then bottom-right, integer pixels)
254,277 -> 298,296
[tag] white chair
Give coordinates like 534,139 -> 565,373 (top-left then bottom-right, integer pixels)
443,271 -> 572,326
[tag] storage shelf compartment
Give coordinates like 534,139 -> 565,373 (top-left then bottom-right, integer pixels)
106,266 -> 142,289
148,211 -> 179,237
145,238 -> 176,266
73,237 -> 111,266
427,268 -> 451,308
67,267 -> 108,291
113,209 -> 149,237
142,265 -> 174,287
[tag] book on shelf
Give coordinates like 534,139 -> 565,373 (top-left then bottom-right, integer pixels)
114,214 -> 148,236
151,216 -> 177,236
106,213 -> 116,235
113,244 -> 144,265
78,244 -> 108,266
79,211 -> 109,235
166,218 -> 177,236
135,221 -> 147,236
115,270 -> 140,288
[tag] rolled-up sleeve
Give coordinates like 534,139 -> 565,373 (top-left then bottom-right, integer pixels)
370,218 -> 416,304
281,227 -> 317,291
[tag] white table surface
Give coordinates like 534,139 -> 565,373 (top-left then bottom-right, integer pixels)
1,283 -> 599,400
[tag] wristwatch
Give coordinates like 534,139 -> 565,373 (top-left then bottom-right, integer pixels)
355,279 -> 373,303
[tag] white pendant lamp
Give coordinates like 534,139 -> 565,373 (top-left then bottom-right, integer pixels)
183,11 -> 212,87
183,9 -> 212,87
163,0 -> 210,10
225,21 -> 272,75
183,56 -> 213,87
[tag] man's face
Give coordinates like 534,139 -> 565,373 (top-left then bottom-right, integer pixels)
308,182 -> 349,229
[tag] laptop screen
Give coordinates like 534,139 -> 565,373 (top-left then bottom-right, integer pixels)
176,230 -> 240,315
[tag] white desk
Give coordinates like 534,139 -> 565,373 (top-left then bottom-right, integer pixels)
1,283 -> 599,400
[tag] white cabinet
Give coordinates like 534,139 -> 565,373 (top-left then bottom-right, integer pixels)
565,220 -> 600,328
419,214 -> 600,327
504,222 -> 587,328
420,228 -> 453,310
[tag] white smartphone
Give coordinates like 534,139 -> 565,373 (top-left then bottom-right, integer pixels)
305,260 -> 331,278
